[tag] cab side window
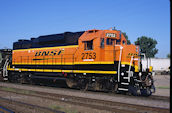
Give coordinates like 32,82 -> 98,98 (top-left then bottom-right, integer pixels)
84,40 -> 93,50
122,40 -> 126,45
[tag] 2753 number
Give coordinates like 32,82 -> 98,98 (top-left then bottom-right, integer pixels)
81,52 -> 96,59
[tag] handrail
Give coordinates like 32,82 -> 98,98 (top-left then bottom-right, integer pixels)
3,58 -> 9,78
128,56 -> 134,81
115,45 -> 123,82
128,56 -> 134,73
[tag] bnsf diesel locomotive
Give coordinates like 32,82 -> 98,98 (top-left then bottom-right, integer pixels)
0,29 -> 155,96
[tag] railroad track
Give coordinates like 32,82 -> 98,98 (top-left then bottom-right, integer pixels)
0,105 -> 14,113
0,85 -> 169,113
0,82 -> 169,102
0,97 -> 63,113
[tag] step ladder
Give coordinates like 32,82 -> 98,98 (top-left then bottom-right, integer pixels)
118,71 -> 134,92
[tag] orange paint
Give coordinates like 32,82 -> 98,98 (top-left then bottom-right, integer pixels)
12,29 -> 139,69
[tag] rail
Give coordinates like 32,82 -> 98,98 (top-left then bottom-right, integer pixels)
0,85 -> 169,113
0,83 -> 169,113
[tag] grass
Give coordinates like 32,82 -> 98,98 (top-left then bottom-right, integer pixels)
64,109 -> 78,113
0,87 -> 16,92
0,86 -> 35,94
49,104 -> 61,110
49,104 -> 78,113
156,86 -> 170,89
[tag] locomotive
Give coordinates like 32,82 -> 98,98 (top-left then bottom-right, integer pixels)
1,29 -> 155,96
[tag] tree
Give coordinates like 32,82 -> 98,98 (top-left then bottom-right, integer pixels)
134,36 -> 158,58
167,54 -> 170,58
122,32 -> 131,44
112,26 -> 131,44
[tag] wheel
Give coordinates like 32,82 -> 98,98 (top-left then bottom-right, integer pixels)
66,78 -> 77,88
128,85 -> 140,96
140,87 -> 152,96
94,81 -> 102,91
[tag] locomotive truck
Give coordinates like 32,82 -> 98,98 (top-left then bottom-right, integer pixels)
0,29 -> 155,96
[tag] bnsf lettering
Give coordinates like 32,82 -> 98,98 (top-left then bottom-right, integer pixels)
41,51 -> 49,56
35,51 -> 41,56
35,50 -> 62,56
51,50 -> 58,56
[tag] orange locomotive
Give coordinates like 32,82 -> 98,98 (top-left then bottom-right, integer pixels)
7,29 -> 155,96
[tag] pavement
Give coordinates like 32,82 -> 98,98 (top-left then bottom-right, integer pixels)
153,74 -> 170,97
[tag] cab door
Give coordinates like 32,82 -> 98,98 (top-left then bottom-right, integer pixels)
104,38 -> 116,62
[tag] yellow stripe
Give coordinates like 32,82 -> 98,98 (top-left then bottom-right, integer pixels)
7,67 -> 117,74
121,62 -> 134,66
13,62 -> 74,65
121,62 -> 138,69
12,62 -> 138,70
74,61 -> 114,64
13,45 -> 79,52
73,70 -> 117,74
13,61 -> 138,69
13,61 -> 114,65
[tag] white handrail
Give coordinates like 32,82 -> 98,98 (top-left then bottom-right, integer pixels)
128,56 -> 134,72
115,45 -> 123,82
3,59 -> 9,78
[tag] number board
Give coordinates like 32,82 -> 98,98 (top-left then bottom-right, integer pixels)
81,52 -> 96,60
106,33 -> 116,38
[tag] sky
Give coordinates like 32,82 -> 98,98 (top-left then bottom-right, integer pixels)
0,0 -> 170,58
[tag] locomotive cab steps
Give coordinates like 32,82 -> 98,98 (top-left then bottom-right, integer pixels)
117,71 -> 133,92
121,82 -> 129,85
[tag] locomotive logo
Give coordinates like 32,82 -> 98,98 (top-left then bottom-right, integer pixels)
35,50 -> 64,56
127,53 -> 138,58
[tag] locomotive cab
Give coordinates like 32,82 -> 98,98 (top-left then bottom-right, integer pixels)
76,29 -> 155,96
68,29 -> 155,96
